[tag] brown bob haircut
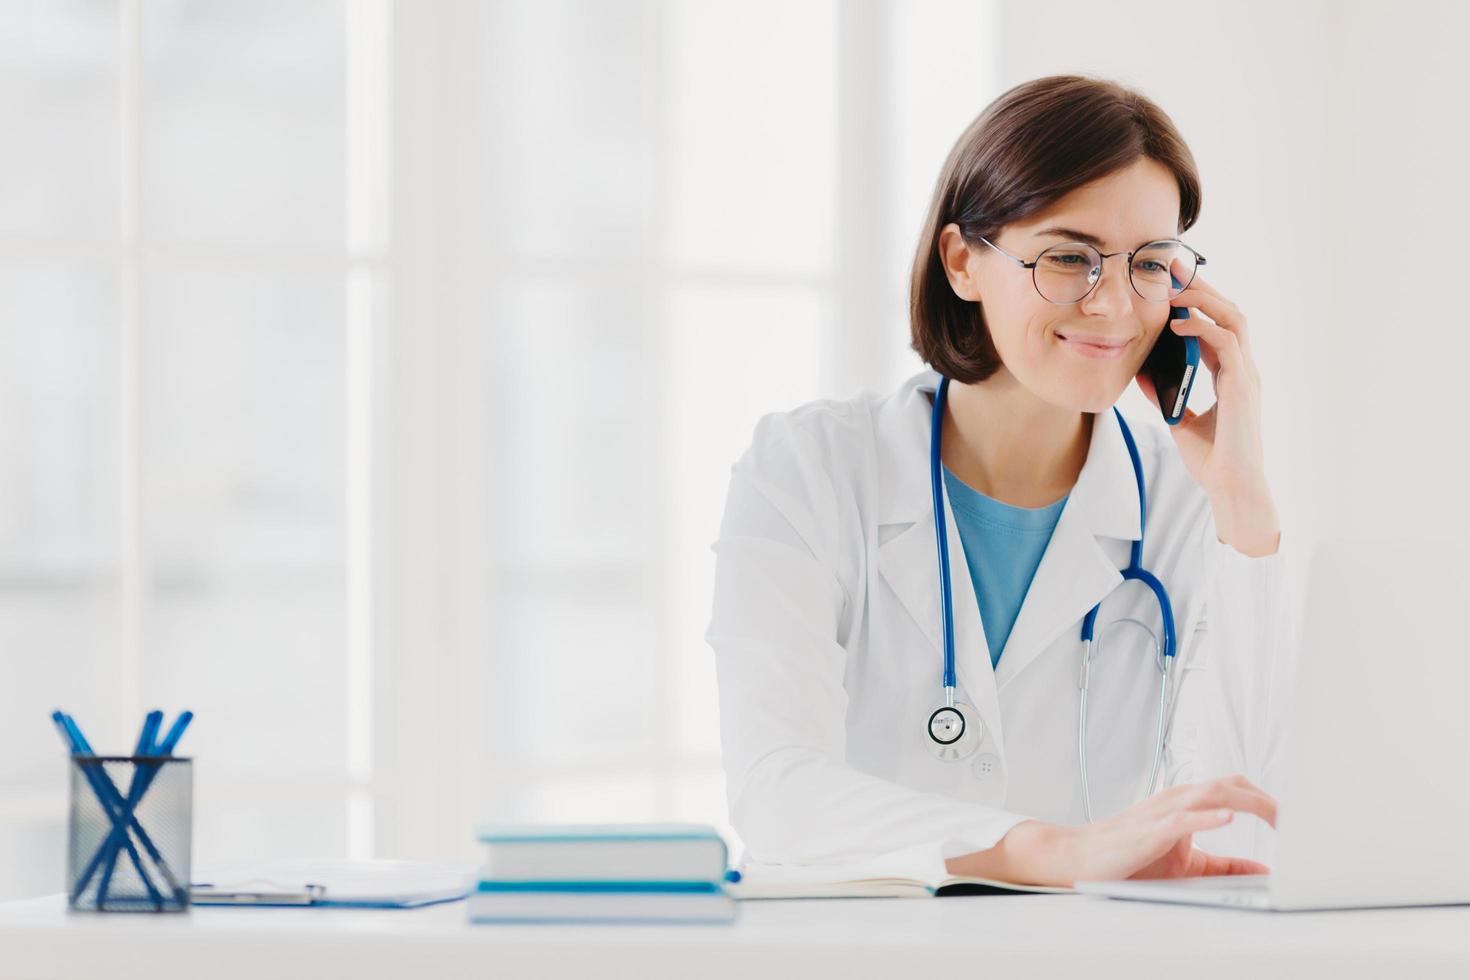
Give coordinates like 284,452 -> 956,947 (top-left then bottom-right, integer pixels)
910,74 -> 1202,384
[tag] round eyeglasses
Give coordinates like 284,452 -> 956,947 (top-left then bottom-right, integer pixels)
975,235 -> 1207,305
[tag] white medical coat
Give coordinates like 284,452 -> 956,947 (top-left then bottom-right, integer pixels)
706,369 -> 1297,870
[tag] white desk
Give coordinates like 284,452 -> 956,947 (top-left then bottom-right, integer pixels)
3,892 -> 1470,979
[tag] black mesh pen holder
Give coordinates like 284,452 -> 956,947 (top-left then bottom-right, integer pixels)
66,755 -> 193,913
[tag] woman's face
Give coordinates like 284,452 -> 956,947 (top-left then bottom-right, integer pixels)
940,156 -> 1184,413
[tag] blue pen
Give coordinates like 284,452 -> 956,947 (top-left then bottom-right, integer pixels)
140,710 -> 162,756
56,712 -> 167,908
97,711 -> 165,906
55,711 -> 93,754
93,710 -> 192,905
58,711 -> 166,908
156,711 -> 193,754
113,711 -> 192,897
49,712 -> 76,752
53,712 -> 160,906
133,711 -> 193,902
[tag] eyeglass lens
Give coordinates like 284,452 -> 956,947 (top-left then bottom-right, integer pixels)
1033,241 -> 1196,304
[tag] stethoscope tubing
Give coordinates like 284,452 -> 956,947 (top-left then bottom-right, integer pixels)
928,374 -> 960,701
928,374 -> 1181,817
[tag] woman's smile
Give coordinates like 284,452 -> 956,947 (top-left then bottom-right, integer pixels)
1054,329 -> 1134,359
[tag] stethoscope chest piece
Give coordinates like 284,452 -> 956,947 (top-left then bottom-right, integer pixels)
927,701 -> 983,761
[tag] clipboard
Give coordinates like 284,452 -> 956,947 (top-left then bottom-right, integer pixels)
190,859 -> 475,908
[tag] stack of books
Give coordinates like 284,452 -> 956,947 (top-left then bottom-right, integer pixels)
468,823 -> 736,924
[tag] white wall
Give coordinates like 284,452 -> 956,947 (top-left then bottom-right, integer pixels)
1318,2 -> 1470,533
997,0 -> 1470,575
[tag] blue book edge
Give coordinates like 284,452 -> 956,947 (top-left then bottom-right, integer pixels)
475,880 -> 724,894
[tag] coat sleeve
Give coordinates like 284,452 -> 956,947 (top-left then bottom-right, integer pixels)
1159,516 -> 1300,865
706,412 -> 1032,870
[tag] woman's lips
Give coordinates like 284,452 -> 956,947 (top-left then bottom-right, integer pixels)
1056,331 -> 1132,359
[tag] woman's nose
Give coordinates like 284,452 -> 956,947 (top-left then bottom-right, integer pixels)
1078,255 -> 1134,316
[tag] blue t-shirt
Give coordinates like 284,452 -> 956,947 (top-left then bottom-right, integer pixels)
942,465 -> 1069,668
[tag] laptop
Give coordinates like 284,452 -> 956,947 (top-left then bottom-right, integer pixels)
1075,536 -> 1470,911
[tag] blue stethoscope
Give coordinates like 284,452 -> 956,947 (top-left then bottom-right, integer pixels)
924,375 -> 1179,821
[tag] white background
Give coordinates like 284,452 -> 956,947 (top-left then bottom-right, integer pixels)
0,0 -> 1466,900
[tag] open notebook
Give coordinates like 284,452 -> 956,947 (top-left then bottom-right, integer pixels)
729,861 -> 1074,899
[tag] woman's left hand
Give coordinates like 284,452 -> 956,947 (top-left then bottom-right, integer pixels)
1134,262 -> 1281,557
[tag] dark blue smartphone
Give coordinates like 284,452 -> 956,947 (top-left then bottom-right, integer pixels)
1142,273 -> 1200,425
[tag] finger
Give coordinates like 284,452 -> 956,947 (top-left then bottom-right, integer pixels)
1171,400 -> 1212,433
1183,777 -> 1279,828
1192,852 -> 1271,877
1220,772 -> 1277,804
1158,775 -> 1278,828
1190,324 -> 1222,376
1154,807 -> 1235,844
1169,259 -> 1235,314
1174,272 -> 1234,315
1170,275 -> 1251,358
1168,255 -> 1250,350
1162,314 -> 1249,383
1223,772 -> 1269,793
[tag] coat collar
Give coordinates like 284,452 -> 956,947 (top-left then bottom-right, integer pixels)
874,370 -> 1142,538
874,370 -> 1145,741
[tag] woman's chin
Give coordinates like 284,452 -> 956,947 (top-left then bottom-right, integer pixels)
1047,380 -> 1128,414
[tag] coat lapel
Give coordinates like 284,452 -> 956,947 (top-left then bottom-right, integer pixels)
874,373 -> 1004,753
876,487 -> 1005,756
993,406 -> 1142,690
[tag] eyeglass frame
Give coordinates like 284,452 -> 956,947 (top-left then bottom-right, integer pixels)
974,234 -> 1207,305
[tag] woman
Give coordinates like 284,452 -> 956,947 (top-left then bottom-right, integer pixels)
705,75 -> 1296,887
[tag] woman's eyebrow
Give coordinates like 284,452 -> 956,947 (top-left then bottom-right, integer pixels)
1035,226 -> 1109,248
1035,226 -> 1175,250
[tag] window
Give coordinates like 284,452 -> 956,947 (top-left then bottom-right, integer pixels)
0,0 -> 996,898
